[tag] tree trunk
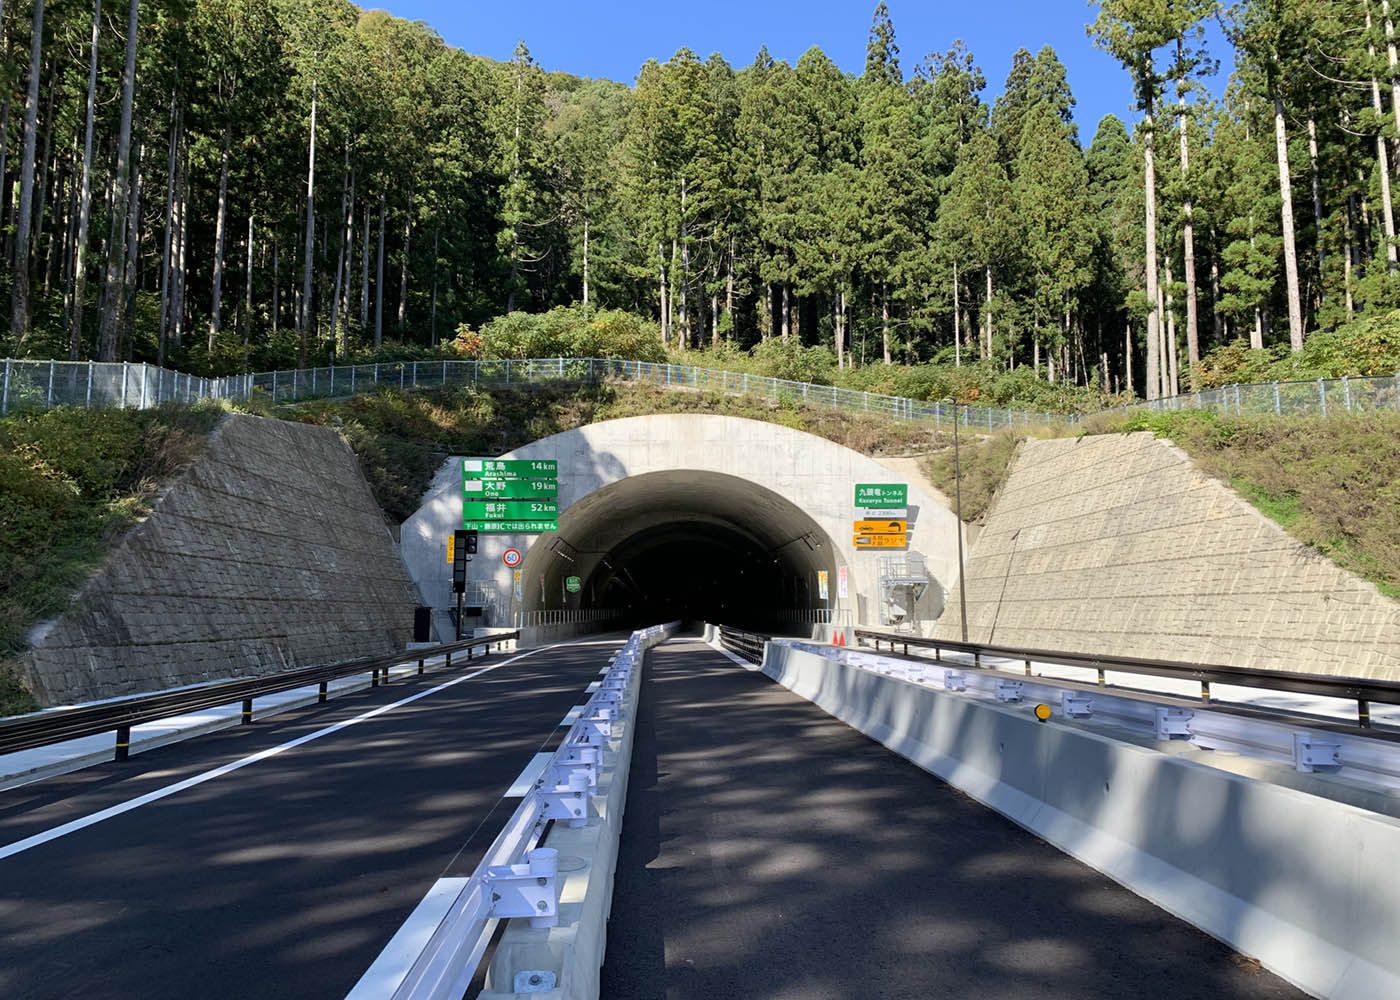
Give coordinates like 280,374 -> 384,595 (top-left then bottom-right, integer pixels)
69,0 -> 101,359
952,261 -> 961,367
244,213 -> 254,344
397,206 -> 410,329
209,123 -> 231,350
329,147 -> 351,356
32,60 -> 56,269
300,79 -> 318,356
172,146 -> 188,348
1142,73 -> 1161,401
1345,196 -> 1357,315
430,226 -> 439,345
657,243 -> 669,346
375,191 -> 386,349
1209,230 -> 1222,346
10,0 -> 45,347
157,94 -> 177,364
983,267 -> 993,359
120,140 -> 143,355
1367,10 -> 1399,272
781,283 -> 790,341
835,287 -> 846,368
582,218 -> 590,307
1177,82 -> 1199,385
360,201 -> 370,327
881,283 -> 891,364
95,0 -> 138,361
1272,88 -> 1304,351
272,237 -> 279,335
1125,321 -> 1134,397
1307,117 -> 1324,283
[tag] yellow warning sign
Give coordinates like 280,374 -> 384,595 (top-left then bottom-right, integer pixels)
446,535 -> 455,563
853,519 -> 907,535
853,533 -> 908,549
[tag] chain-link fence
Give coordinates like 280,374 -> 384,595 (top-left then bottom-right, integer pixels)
4,356 -> 1399,427
0,358 -> 217,415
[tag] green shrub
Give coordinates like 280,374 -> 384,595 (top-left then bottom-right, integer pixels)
458,305 -> 666,363
0,404 -> 221,681
1197,313 -> 1400,388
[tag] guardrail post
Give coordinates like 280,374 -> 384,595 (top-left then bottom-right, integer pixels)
115,725 -> 131,761
241,698 -> 253,724
318,681 -> 328,703
445,650 -> 452,668
1359,699 -> 1372,728
1201,680 -> 1211,703
467,643 -> 473,661
417,656 -> 424,675
371,667 -> 379,687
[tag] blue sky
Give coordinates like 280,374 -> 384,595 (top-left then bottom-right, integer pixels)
372,1 -> 1232,140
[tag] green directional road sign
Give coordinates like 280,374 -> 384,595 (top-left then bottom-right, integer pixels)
464,478 -> 558,499
469,500 -> 559,519
463,458 -> 557,478
854,483 -> 907,509
565,575 -> 582,594
463,456 -> 559,533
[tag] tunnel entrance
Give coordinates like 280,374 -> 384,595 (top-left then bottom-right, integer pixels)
518,470 -> 841,633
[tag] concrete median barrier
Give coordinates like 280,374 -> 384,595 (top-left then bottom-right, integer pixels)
758,641 -> 1400,1000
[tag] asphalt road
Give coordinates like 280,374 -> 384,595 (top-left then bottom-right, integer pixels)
0,639 -> 617,1000
600,640 -> 1307,1000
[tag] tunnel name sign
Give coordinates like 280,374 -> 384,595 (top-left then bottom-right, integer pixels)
463,458 -> 559,533
853,483 -> 908,549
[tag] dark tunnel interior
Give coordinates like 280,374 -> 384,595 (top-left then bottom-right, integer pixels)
520,470 -> 839,634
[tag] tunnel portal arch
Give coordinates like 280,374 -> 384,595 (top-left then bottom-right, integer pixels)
400,415 -> 962,635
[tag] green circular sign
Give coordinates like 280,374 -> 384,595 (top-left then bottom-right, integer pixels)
565,575 -> 582,594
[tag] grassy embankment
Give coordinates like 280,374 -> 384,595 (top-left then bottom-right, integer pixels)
0,404 -> 223,715
921,410 -> 1400,600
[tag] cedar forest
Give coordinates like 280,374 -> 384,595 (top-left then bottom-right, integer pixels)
0,0 -> 1395,400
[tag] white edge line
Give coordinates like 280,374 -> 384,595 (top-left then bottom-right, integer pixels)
0,644 -> 575,862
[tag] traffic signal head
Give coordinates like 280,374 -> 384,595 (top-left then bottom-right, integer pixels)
464,530 -> 479,554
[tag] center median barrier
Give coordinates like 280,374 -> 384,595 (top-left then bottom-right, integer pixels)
741,638 -> 1400,1000
348,622 -> 678,1000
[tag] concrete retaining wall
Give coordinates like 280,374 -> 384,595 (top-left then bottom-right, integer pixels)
938,432 -> 1400,677
759,642 -> 1400,999
21,413 -> 417,705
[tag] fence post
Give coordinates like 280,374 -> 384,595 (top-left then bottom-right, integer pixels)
1342,375 -> 1352,412
86,360 -> 94,407
120,362 -> 129,408
351,366 -> 356,393
1318,378 -> 1326,417
272,370 -> 278,402
139,363 -> 149,409
400,364 -> 405,389
47,361 -> 55,407
1273,381 -> 1281,414
412,361 -> 418,387
1,358 -> 10,415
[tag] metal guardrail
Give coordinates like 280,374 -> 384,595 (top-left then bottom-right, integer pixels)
717,626 -> 770,665
348,622 -> 677,999
854,629 -> 1400,730
516,608 -> 622,628
0,632 -> 519,760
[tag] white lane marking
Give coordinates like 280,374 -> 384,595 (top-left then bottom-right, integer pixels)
0,642 -> 608,862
